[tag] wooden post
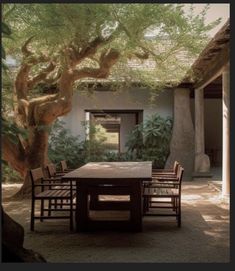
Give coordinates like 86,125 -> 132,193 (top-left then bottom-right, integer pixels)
222,63 -> 230,197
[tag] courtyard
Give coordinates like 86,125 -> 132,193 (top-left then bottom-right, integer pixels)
1,3 -> 230,265
2,179 -> 229,263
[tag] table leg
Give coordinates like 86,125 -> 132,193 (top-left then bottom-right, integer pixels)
130,181 -> 142,231
89,192 -> 99,210
76,183 -> 89,232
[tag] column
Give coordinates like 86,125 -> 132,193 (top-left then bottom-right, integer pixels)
165,88 -> 195,179
194,88 -> 210,172
222,63 -> 230,197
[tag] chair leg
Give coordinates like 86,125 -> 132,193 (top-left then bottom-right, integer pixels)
30,198 -> 35,231
69,198 -> 73,231
143,197 -> 146,214
40,199 -> 44,222
171,198 -> 174,211
173,198 -> 176,211
48,199 -> 51,216
178,198 -> 181,227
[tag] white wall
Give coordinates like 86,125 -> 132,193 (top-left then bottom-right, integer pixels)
190,98 -> 222,165
119,113 -> 136,152
62,87 -> 174,140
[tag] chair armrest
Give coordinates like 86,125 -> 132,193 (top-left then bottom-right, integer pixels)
152,169 -> 174,173
152,172 -> 176,176
152,176 -> 178,180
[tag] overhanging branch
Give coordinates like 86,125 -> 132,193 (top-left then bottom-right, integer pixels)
72,48 -> 120,80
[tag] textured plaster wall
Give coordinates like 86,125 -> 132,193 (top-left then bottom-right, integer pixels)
61,87 -> 174,140
190,98 -> 222,165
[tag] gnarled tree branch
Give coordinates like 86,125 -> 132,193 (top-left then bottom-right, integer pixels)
2,136 -> 26,176
27,62 -> 56,90
72,48 -> 120,80
21,36 -> 34,57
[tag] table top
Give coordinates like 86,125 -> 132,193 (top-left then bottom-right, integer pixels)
62,161 -> 152,180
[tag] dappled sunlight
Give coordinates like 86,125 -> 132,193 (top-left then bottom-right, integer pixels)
202,214 -> 229,224
2,180 -> 230,262
182,194 -> 203,201
202,213 -> 230,242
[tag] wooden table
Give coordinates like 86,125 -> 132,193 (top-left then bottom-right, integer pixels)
62,161 -> 152,232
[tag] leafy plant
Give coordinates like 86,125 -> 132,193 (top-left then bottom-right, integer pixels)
48,120 -> 109,168
126,114 -> 173,168
48,120 -> 85,168
103,151 -> 133,162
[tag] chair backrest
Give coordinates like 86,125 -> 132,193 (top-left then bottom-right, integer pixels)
46,163 -> 57,178
29,167 -> 44,188
177,166 -> 184,185
173,161 -> 180,173
60,160 -> 68,172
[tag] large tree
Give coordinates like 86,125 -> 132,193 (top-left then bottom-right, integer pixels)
2,3 -> 220,197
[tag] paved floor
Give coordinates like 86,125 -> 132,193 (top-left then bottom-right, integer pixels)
2,181 -> 230,263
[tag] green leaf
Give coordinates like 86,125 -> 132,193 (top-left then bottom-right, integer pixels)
2,22 -> 12,36
2,46 -> 6,59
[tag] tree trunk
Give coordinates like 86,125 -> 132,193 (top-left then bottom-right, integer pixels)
3,37 -> 120,200
11,128 -> 50,199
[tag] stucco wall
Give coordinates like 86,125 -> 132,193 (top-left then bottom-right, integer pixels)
190,98 -> 222,165
118,113 -> 136,152
61,87 -> 174,140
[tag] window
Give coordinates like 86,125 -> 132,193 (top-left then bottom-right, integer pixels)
92,114 -> 120,153
86,110 -> 143,153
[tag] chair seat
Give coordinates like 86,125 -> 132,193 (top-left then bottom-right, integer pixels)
36,189 -> 76,199
143,187 -> 179,197
53,185 -> 77,190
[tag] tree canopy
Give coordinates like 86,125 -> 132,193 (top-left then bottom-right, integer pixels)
1,3 -> 221,197
3,3 -> 220,90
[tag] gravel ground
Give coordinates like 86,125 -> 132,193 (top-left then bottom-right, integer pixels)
2,181 -> 230,263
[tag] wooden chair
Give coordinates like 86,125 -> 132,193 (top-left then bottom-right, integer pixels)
151,161 -> 180,182
30,167 -> 76,231
143,165 -> 184,227
60,160 -> 74,173
46,163 -> 65,178
152,161 -> 179,176
47,163 -> 77,209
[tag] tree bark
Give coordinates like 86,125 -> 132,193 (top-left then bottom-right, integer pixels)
3,37 -> 120,198
3,125 -> 51,198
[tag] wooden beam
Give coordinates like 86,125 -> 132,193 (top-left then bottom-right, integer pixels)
195,43 -> 230,89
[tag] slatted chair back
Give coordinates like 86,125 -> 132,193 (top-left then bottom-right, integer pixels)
29,167 -> 45,196
60,160 -> 68,172
30,167 -> 44,186
177,166 -> 184,187
47,163 -> 57,178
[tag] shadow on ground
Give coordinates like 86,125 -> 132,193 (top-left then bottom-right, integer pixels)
2,181 -> 230,263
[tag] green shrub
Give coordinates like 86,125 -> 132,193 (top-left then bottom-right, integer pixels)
48,120 -> 86,168
126,114 -> 173,168
48,114 -> 172,170
48,120 -> 108,168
